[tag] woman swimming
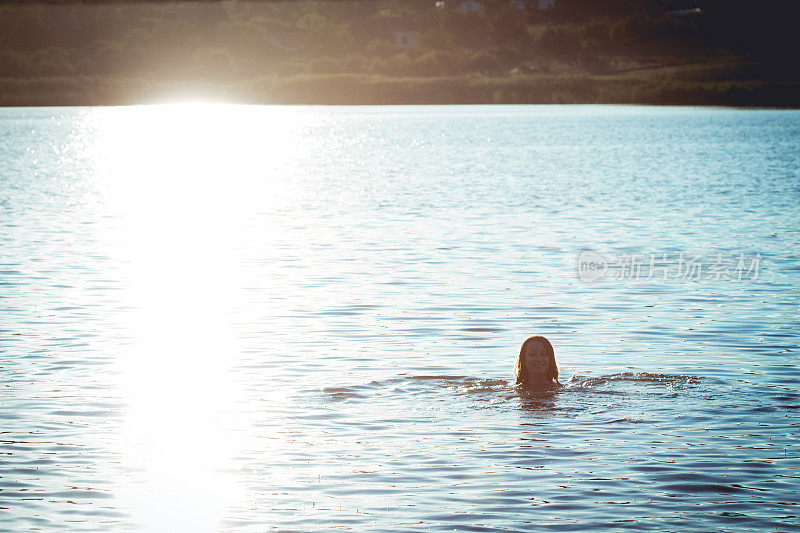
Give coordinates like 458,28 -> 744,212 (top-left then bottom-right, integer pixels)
514,335 -> 559,386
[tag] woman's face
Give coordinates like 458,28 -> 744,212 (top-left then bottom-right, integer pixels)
524,340 -> 549,375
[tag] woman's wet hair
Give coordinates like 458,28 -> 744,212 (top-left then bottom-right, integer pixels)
514,335 -> 559,385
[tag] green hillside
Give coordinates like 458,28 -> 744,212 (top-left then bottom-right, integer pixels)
1,0 -> 798,106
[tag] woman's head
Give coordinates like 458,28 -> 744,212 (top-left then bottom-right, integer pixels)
514,335 -> 558,385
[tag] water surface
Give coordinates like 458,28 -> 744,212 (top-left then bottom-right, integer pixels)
1,105 -> 799,531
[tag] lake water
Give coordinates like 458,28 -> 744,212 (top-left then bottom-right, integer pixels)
1,104 -> 799,531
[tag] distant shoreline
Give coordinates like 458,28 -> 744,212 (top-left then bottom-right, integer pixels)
3,73 -> 799,108
3,1 -> 798,109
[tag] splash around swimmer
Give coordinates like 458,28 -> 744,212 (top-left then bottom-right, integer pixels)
514,335 -> 559,386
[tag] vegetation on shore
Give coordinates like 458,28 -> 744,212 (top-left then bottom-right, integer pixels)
1,0 -> 798,106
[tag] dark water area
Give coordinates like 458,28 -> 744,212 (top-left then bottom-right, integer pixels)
1,105 -> 798,531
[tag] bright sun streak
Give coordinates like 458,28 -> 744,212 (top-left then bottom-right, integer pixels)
87,103 -> 301,530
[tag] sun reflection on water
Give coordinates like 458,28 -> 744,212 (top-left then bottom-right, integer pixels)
86,103 -> 303,529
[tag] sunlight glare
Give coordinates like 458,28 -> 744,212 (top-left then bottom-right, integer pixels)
88,103 -> 303,529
